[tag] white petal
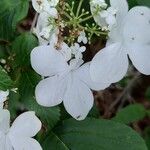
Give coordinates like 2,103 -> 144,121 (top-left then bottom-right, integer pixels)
31,44 -> 68,76
110,0 -> 128,23
63,75 -> 94,120
90,3 -> 107,27
0,133 -> 6,150
90,43 -> 129,83
32,0 -> 49,13
35,75 -> 68,107
0,134 -> 13,150
74,62 -> 110,91
107,25 -> 122,45
0,109 -> 10,133
9,111 -> 41,138
123,6 -> 150,46
106,15 -> 116,26
93,13 -> 108,28
60,42 -> 72,61
0,90 -> 9,107
9,137 -> 42,150
4,136 -> 14,150
46,8 -> 58,18
37,12 -> 50,30
128,44 -> 150,75
69,59 -> 84,70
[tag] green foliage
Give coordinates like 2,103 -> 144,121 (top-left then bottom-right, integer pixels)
144,127 -> 150,150
145,87 -> 150,100
42,118 -> 148,150
8,91 -> 20,119
0,65 -> 13,90
24,98 -> 61,130
11,33 -> 38,68
0,0 -> 29,41
112,104 -> 147,124
136,0 -> 150,7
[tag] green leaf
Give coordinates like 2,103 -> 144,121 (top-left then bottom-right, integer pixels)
11,33 -> 38,68
0,0 -> 29,41
112,104 -> 147,124
144,127 -> 150,150
136,0 -> 150,7
8,91 -> 20,119
24,98 -> 61,130
42,118 -> 148,150
127,0 -> 138,8
42,132 -> 69,150
0,65 -> 13,90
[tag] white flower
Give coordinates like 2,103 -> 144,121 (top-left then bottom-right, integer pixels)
90,0 -> 110,29
90,0 -> 117,30
100,7 -> 117,29
0,90 -> 9,108
0,111 -> 42,150
33,12 -> 58,45
32,0 -> 58,17
90,0 -> 107,10
78,31 -> 88,44
70,43 -> 86,59
90,0 -> 150,83
32,0 -> 49,13
31,43 -> 110,120
60,43 -> 72,61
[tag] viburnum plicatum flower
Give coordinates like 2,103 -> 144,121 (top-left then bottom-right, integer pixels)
70,43 -> 86,59
33,12 -> 59,45
0,111 -> 42,150
0,90 -> 9,108
90,0 -> 150,83
90,0 -> 117,30
31,43 -> 110,120
100,7 -> 117,29
77,31 -> 88,44
32,0 -> 58,17
90,0 -> 107,11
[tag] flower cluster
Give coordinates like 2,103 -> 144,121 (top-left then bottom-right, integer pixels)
0,90 -> 42,149
90,0 -> 150,83
30,0 -> 150,121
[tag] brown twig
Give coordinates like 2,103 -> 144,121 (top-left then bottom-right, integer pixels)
108,72 -> 141,112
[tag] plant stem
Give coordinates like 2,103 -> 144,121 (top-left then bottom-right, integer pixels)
79,15 -> 93,23
76,0 -> 84,17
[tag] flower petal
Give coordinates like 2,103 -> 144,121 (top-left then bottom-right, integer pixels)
0,90 -> 9,108
9,137 -> 42,150
128,44 -> 150,75
110,0 -> 128,23
9,111 -> 41,138
90,43 -> 129,83
32,0 -> 49,13
74,62 -> 110,91
63,75 -> 94,120
0,134 -> 14,150
31,44 -> 68,76
46,7 -> 58,18
35,75 -> 68,107
123,6 -> 150,46
0,109 -> 10,133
